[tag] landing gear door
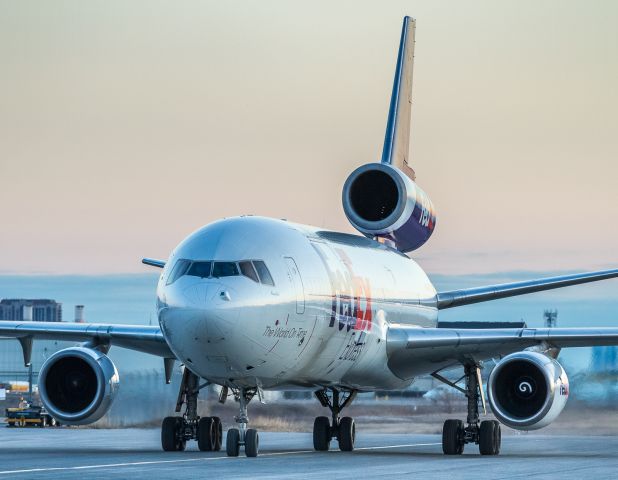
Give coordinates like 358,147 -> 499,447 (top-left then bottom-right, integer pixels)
284,257 -> 305,314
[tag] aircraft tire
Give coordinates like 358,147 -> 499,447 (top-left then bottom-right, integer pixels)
442,419 -> 464,455
338,417 -> 355,452
197,417 -> 214,451
226,428 -> 240,457
479,420 -> 501,455
162,416 -> 183,452
245,429 -> 259,457
313,416 -> 331,451
212,417 -> 223,451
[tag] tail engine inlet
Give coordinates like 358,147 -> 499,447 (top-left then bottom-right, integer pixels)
342,163 -> 436,252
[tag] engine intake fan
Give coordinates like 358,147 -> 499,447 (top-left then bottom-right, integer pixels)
342,163 -> 436,252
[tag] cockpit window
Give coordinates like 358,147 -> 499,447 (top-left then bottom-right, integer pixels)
239,261 -> 259,283
186,261 -> 212,278
253,260 -> 275,286
166,259 -> 190,285
166,259 -> 273,284
212,262 -> 239,278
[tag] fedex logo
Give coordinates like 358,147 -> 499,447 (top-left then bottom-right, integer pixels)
329,249 -> 373,332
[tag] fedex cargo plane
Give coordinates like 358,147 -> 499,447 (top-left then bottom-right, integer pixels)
2,17 -> 618,458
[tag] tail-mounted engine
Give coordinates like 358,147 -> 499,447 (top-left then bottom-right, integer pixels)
488,351 -> 569,430
342,163 -> 436,252
38,347 -> 119,425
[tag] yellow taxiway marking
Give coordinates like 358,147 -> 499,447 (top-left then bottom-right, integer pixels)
0,442 -> 441,476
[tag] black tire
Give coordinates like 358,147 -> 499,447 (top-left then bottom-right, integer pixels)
338,417 -> 355,452
197,417 -> 214,451
245,429 -> 259,457
162,417 -> 178,451
212,417 -> 223,451
176,416 -> 187,452
479,420 -> 501,455
226,428 -> 240,457
442,419 -> 464,455
313,416 -> 331,451
162,417 -> 185,452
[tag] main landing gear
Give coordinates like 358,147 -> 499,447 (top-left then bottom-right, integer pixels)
225,387 -> 260,457
313,388 -> 357,452
161,368 -> 223,452
438,364 -> 501,456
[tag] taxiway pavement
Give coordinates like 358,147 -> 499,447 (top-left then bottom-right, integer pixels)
0,428 -> 616,479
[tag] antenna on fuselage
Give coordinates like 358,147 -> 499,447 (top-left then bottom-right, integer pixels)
381,16 -> 416,181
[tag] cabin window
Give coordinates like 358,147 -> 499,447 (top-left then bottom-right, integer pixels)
253,260 -> 275,286
166,259 -> 191,285
212,262 -> 239,278
239,261 -> 259,282
186,261 -> 212,279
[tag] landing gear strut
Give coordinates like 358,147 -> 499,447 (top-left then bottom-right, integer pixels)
225,387 -> 259,457
161,368 -> 222,452
313,388 -> 357,452
439,364 -> 501,456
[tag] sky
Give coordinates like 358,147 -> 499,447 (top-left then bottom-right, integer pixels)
0,0 -> 617,275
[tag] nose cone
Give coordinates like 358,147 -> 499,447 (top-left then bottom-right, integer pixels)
158,278 -> 240,364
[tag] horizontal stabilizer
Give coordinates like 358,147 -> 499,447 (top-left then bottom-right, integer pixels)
142,258 -> 166,268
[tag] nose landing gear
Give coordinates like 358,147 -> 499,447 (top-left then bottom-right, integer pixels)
313,388 -> 357,452
225,387 -> 260,457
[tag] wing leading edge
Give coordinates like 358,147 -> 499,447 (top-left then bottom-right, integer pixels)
0,321 -> 174,363
436,268 -> 618,309
386,325 -> 618,380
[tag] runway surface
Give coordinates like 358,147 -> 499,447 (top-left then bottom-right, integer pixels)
1,428 -> 617,479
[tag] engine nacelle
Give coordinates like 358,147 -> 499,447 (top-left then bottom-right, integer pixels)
38,347 -> 119,425
488,351 -> 569,431
342,163 -> 436,252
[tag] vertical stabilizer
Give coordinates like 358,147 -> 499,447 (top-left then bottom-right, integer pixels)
381,16 -> 416,181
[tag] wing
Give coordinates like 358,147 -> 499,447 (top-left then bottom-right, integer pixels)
436,268 -> 618,309
0,321 -> 174,366
386,325 -> 618,380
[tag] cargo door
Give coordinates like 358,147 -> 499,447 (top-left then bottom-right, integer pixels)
284,257 -> 305,314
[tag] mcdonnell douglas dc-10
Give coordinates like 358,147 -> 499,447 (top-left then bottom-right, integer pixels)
2,17 -> 618,457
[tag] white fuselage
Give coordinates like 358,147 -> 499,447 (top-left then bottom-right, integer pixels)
157,216 -> 438,391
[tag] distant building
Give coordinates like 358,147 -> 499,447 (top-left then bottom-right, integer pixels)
0,299 -> 62,322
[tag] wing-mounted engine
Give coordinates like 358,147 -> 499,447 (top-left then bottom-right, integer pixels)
488,351 -> 569,430
342,163 -> 436,252
342,18 -> 436,252
38,346 -> 119,425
